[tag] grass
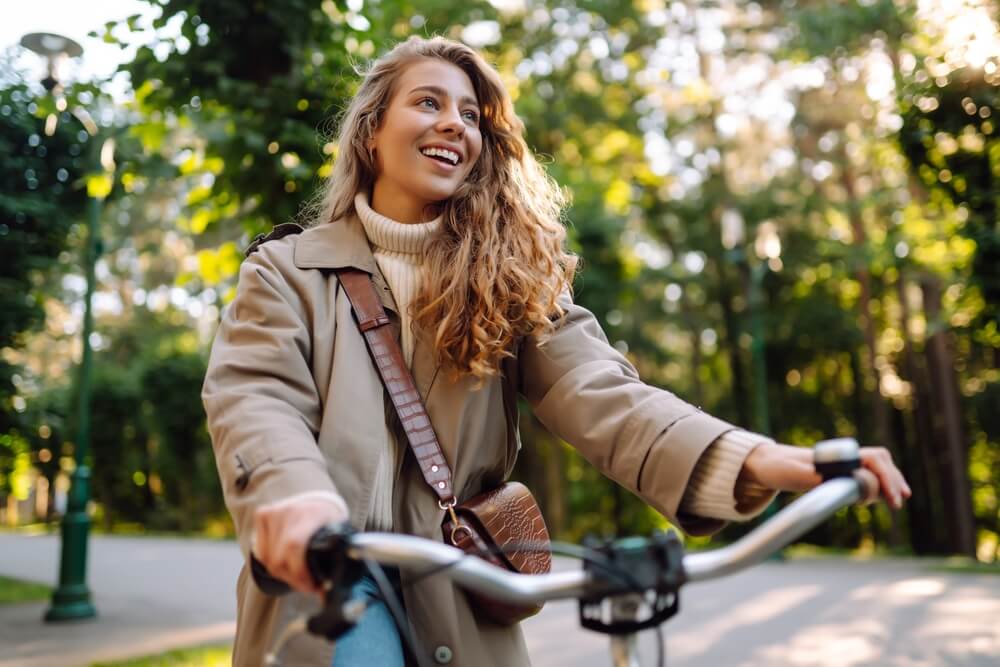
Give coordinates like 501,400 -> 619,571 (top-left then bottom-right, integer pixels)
927,557 -> 1000,575
0,575 -> 52,605
89,644 -> 232,667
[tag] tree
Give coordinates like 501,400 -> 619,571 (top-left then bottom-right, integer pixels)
0,63 -> 89,501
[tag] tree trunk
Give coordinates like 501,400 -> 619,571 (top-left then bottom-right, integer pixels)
895,275 -> 950,553
921,276 -> 977,557
840,158 -> 892,449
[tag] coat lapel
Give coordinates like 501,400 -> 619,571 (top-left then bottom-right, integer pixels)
293,215 -> 398,315
411,329 -> 440,403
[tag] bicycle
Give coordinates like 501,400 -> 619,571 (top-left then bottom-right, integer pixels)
253,437 -> 872,667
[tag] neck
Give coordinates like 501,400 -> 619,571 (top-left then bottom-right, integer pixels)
370,182 -> 440,224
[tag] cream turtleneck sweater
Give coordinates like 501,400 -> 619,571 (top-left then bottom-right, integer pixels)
355,192 -> 442,530
352,191 -> 775,532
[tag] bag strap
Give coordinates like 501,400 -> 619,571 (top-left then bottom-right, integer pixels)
334,268 -> 457,507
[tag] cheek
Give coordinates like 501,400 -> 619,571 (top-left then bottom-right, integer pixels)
468,140 -> 485,175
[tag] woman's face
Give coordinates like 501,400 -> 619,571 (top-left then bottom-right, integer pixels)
370,58 -> 483,223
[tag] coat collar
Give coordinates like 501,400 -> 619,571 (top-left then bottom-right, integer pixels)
293,214 -> 376,274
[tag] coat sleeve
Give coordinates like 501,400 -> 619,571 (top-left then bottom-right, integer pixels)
519,292 -> 742,535
202,241 -> 340,557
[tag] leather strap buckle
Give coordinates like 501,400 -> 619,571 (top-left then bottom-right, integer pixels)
357,314 -> 390,332
440,498 -> 472,546
450,523 -> 474,547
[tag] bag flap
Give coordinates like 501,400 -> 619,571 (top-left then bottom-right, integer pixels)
453,482 -> 552,575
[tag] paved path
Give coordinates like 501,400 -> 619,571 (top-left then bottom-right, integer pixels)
0,533 -> 241,666
1,533 -> 998,666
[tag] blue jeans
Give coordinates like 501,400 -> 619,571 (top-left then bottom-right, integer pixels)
331,567 -> 406,667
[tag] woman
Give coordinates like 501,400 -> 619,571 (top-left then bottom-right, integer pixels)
203,36 -> 910,667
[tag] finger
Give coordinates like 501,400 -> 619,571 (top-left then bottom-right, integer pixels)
272,527 -> 318,593
864,453 -> 902,509
899,471 -> 913,498
283,541 -> 317,593
889,465 -> 910,503
880,455 -> 909,508
277,553 -> 316,594
853,468 -> 880,504
253,511 -> 272,567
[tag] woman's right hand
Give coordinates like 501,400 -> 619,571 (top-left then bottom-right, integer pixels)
251,492 -> 350,594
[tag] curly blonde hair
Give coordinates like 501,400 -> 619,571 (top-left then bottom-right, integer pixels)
310,36 -> 577,379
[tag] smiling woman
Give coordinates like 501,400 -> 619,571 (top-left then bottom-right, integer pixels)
201,35 -> 910,667
310,37 -> 576,383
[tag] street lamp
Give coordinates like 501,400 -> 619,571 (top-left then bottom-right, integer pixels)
721,210 -> 779,436
19,33 -> 82,93
21,31 -> 99,622
722,210 -> 783,557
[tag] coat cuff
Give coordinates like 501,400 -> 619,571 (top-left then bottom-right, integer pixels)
263,489 -> 349,515
679,430 -> 777,522
636,411 -> 736,527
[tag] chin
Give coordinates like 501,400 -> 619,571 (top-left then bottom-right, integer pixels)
418,184 -> 462,204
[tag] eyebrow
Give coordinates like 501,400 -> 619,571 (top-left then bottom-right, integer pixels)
408,85 -> 479,109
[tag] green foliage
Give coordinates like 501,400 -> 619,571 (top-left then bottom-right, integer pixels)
140,349 -> 218,531
0,62 -> 97,505
31,307 -> 223,532
785,0 -> 912,58
898,66 -> 1000,326
0,72 -> 88,441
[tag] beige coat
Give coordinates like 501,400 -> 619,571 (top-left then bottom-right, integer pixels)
203,215 -> 741,666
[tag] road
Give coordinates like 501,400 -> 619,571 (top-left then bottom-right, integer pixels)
1,533 -> 997,666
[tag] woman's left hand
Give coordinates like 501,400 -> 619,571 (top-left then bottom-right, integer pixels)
738,442 -> 913,510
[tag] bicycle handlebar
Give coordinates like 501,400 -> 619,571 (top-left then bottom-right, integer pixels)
250,471 -> 870,605
253,439 -> 872,665
323,474 -> 865,604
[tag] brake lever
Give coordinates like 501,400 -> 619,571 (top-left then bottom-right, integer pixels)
300,522 -> 365,640
258,523 -> 367,665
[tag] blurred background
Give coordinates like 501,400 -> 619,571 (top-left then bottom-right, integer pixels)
1,0 -> 998,568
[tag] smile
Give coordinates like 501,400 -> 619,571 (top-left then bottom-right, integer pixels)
420,146 -> 461,166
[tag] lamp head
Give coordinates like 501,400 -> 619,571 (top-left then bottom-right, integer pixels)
19,32 -> 83,92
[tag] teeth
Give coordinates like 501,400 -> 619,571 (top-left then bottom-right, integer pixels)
421,147 -> 459,165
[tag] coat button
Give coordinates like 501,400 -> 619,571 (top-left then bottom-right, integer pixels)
433,645 -> 453,664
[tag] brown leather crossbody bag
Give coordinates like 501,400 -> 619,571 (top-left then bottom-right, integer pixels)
335,268 -> 552,625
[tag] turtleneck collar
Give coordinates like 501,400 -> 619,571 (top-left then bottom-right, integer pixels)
354,192 -> 442,255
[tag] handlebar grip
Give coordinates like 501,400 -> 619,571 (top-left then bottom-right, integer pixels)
249,522 -> 356,596
250,552 -> 293,596
813,437 -> 861,481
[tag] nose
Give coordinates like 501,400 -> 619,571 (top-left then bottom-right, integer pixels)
436,104 -> 465,136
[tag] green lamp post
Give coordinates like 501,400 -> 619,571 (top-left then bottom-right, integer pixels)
721,209 -> 780,436
722,210 -> 783,558
21,31 -> 100,622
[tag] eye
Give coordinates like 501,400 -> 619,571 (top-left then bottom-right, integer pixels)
462,109 -> 480,124
418,97 -> 439,110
